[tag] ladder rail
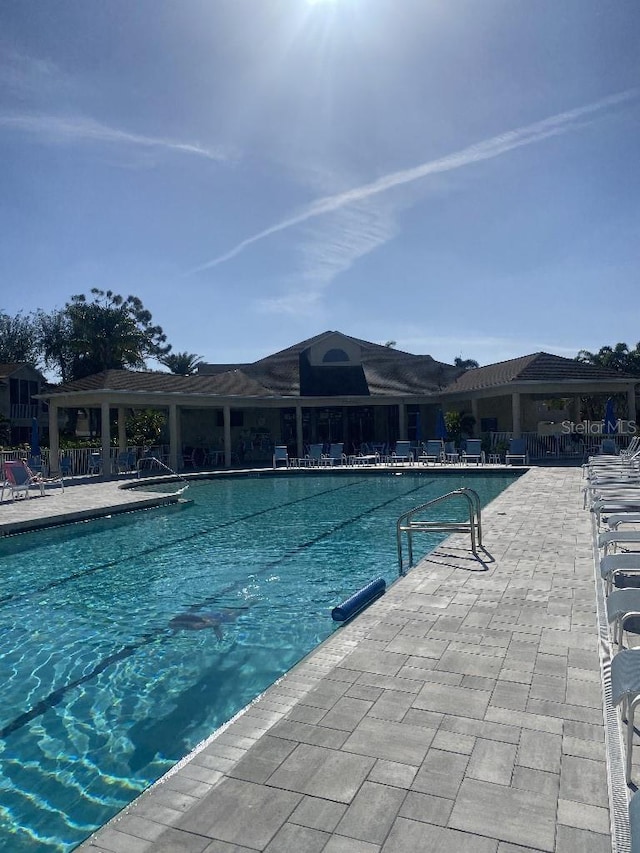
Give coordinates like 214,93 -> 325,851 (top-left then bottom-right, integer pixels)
396,488 -> 482,575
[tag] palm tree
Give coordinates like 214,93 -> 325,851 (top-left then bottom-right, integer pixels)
159,351 -> 203,376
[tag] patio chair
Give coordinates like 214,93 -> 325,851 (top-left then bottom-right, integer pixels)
1,459 -> 46,501
300,443 -> 325,467
387,440 -> 414,465
611,648 -> 640,782
462,439 -> 485,465
87,452 -> 102,475
601,553 -> 640,595
418,440 -> 444,465
272,446 -> 290,468
115,450 -> 136,473
607,588 -> 640,647
325,443 -> 346,465
505,438 -> 528,465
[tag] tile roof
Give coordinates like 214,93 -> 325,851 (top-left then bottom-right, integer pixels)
441,352 -> 637,394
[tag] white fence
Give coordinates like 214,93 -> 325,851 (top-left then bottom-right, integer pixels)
490,431 -> 635,460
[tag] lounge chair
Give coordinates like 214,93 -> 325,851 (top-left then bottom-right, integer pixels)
272,446 -> 290,468
462,439 -> 485,465
505,438 -> 528,465
299,444 -> 325,467
115,450 -> 136,473
607,588 -> 640,647
611,648 -> 640,782
418,440 -> 444,465
601,553 -> 640,595
387,441 -> 414,465
325,443 -> 346,465
1,459 -> 52,501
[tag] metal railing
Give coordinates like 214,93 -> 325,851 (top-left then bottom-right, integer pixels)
396,488 -> 482,575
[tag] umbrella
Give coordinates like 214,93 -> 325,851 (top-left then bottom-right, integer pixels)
604,398 -> 617,435
31,417 -> 40,457
435,409 -> 448,440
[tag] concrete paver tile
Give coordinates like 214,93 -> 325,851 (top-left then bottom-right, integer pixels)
367,759 -> 418,789
511,767 -> 560,798
413,680 -> 492,719
382,817 -> 498,852
367,690 -> 415,723
557,798 -> 610,835
319,697 -> 373,731
267,742 -> 375,803
288,795 -> 347,832
411,749 -> 469,799
227,735 -> 297,783
438,713 -> 521,744
340,648 -> 409,676
517,729 -> 562,774
335,781 -> 406,844
467,738 -> 518,785
398,790 -> 453,826
490,680 -> 530,711
342,715 -> 436,764
175,777 -> 301,848
263,822 -> 329,852
268,719 -> 349,749
449,778 -> 557,851
554,825 -> 611,853
323,836 -> 381,853
559,755 -> 609,808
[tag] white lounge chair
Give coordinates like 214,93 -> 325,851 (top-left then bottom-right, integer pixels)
607,588 -> 640,647
1,459 -> 51,501
611,648 -> 640,782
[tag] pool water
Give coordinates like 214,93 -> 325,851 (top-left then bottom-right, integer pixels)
0,471 -> 517,850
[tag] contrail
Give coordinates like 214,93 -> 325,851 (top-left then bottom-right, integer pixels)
188,89 -> 637,274
0,113 -> 228,161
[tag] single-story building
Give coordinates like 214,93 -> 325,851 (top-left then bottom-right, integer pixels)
40,331 -> 638,473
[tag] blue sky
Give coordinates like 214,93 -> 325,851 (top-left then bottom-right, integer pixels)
1,0 -> 639,369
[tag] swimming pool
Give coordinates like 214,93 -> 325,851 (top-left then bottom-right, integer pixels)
0,471 -> 518,850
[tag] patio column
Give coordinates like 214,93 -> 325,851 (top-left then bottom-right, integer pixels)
511,392 -> 521,438
117,406 -> 127,451
398,403 -> 406,439
223,405 -> 231,467
48,401 -> 60,475
628,384 -> 637,424
169,404 -> 180,472
101,401 -> 111,476
295,405 -> 303,460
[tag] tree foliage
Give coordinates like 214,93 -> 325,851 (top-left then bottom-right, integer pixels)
159,351 -> 203,376
125,409 -> 166,447
454,357 -> 480,369
576,342 -> 640,376
0,311 -> 40,365
35,289 -> 171,381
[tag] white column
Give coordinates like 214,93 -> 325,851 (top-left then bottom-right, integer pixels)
101,401 -> 111,476
296,405 -> 303,460
224,405 -> 231,467
118,406 -> 127,451
511,392 -> 521,438
48,402 -> 59,474
169,405 -> 180,472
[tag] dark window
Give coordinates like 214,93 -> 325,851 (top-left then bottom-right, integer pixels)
322,348 -> 350,363
215,411 -> 244,427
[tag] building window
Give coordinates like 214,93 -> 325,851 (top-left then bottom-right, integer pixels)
322,348 -> 350,363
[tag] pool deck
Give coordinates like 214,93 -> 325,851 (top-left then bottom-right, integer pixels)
1,466 -> 624,852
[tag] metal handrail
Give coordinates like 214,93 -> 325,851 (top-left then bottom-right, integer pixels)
137,455 -> 190,491
396,488 -> 482,575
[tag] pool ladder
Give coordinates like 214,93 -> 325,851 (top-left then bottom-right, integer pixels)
396,488 -> 482,575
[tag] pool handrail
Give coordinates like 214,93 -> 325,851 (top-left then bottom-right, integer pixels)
396,487 -> 482,574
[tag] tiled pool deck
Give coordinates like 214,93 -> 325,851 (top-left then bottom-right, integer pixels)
1,467 -> 624,851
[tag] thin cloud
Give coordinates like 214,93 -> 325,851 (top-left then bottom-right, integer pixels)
189,88 -> 638,274
0,113 -> 229,162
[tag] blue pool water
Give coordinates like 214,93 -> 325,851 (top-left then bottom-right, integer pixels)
0,471 -> 517,850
